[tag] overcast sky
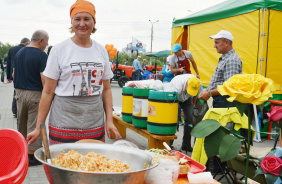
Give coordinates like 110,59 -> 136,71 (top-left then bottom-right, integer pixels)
0,0 -> 226,52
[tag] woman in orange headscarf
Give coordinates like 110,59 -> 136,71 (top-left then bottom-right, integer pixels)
27,0 -> 120,145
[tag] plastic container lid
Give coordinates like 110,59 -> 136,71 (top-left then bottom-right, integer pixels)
122,86 -> 134,94
133,88 -> 152,97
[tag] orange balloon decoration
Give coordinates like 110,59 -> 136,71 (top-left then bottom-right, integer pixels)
105,44 -> 117,60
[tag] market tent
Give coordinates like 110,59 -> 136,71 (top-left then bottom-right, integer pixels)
171,0 -> 282,95
155,50 -> 171,57
146,50 -> 171,57
146,52 -> 157,57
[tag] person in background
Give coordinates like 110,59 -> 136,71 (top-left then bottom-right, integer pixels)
141,58 -> 147,69
169,74 -> 202,152
157,55 -> 174,82
132,55 -> 144,80
124,58 -> 129,66
14,30 -> 49,166
199,30 -> 242,108
0,58 -> 3,73
7,37 -> 30,117
170,43 -> 200,79
4,53 -> 8,71
27,0 -> 120,146
47,45 -> 53,56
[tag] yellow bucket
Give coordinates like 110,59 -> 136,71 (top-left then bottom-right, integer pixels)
122,87 -> 133,123
147,91 -> 178,135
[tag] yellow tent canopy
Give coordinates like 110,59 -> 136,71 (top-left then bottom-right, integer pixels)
171,0 -> 282,95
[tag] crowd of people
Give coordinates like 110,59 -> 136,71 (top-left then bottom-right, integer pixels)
0,0 -> 242,169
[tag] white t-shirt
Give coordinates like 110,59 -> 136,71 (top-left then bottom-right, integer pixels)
43,38 -> 113,96
169,74 -> 202,102
169,50 -> 193,70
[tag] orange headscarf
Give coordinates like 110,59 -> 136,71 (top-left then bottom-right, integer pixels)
70,0 -> 96,23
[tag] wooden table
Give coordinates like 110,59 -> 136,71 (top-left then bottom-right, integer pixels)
111,114 -> 177,149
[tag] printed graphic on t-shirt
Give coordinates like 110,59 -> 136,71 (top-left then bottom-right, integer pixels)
70,62 -> 103,96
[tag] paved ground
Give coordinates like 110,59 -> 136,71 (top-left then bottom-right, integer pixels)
0,81 -> 275,184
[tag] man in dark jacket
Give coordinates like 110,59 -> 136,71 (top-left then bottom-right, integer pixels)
6,38 -> 30,117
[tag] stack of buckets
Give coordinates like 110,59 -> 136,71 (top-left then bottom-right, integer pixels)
122,87 -> 178,135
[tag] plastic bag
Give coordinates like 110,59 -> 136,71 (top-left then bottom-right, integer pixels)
112,105 -> 122,116
113,140 -> 139,149
188,172 -> 214,184
192,99 -> 209,126
145,159 -> 179,184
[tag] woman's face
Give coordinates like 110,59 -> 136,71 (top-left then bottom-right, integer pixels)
166,61 -> 170,66
72,12 -> 95,37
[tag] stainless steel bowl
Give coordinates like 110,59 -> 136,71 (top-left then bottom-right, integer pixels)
34,143 -> 158,184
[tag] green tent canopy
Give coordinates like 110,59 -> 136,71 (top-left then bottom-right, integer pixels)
146,50 -> 171,57
173,0 -> 282,27
145,52 -> 157,57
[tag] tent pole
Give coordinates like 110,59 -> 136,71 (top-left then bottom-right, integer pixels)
260,8 -> 267,75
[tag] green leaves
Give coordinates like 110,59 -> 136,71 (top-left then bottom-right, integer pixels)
219,134 -> 242,162
204,128 -> 226,158
266,173 -> 278,184
191,119 -> 221,138
254,168 -> 265,178
192,119 -> 242,162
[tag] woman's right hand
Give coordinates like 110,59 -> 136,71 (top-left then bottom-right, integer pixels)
26,128 -> 41,145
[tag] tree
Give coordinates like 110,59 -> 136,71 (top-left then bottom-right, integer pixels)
0,41 -> 13,60
113,52 -> 166,67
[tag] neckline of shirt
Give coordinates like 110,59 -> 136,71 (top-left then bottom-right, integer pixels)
69,38 -> 95,50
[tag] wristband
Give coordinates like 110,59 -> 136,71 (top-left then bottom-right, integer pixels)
208,91 -> 212,97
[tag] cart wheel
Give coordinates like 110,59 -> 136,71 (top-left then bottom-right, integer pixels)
118,76 -> 130,88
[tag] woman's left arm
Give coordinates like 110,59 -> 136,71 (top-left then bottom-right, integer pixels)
102,79 -> 121,140
190,58 -> 200,79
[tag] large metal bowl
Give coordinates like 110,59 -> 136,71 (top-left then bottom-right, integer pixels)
34,143 -> 158,184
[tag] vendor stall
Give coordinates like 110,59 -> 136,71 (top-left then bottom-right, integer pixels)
171,0 -> 282,97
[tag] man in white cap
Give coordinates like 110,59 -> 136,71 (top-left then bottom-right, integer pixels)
168,74 -> 202,152
199,30 -> 242,108
132,56 -> 144,80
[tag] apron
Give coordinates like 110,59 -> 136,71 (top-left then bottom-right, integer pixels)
176,51 -> 191,75
48,95 -> 105,145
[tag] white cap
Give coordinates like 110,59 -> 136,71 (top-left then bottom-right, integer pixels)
137,56 -> 141,58
143,59 -> 146,61
209,30 -> 234,41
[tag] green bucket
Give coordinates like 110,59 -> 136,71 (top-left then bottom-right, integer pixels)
132,88 -> 152,129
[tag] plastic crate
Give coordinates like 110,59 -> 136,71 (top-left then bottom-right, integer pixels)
172,150 -> 206,178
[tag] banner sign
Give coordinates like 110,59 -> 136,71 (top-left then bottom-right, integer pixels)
132,37 -> 146,52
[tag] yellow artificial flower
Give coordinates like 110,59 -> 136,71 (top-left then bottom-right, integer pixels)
217,74 -> 276,105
